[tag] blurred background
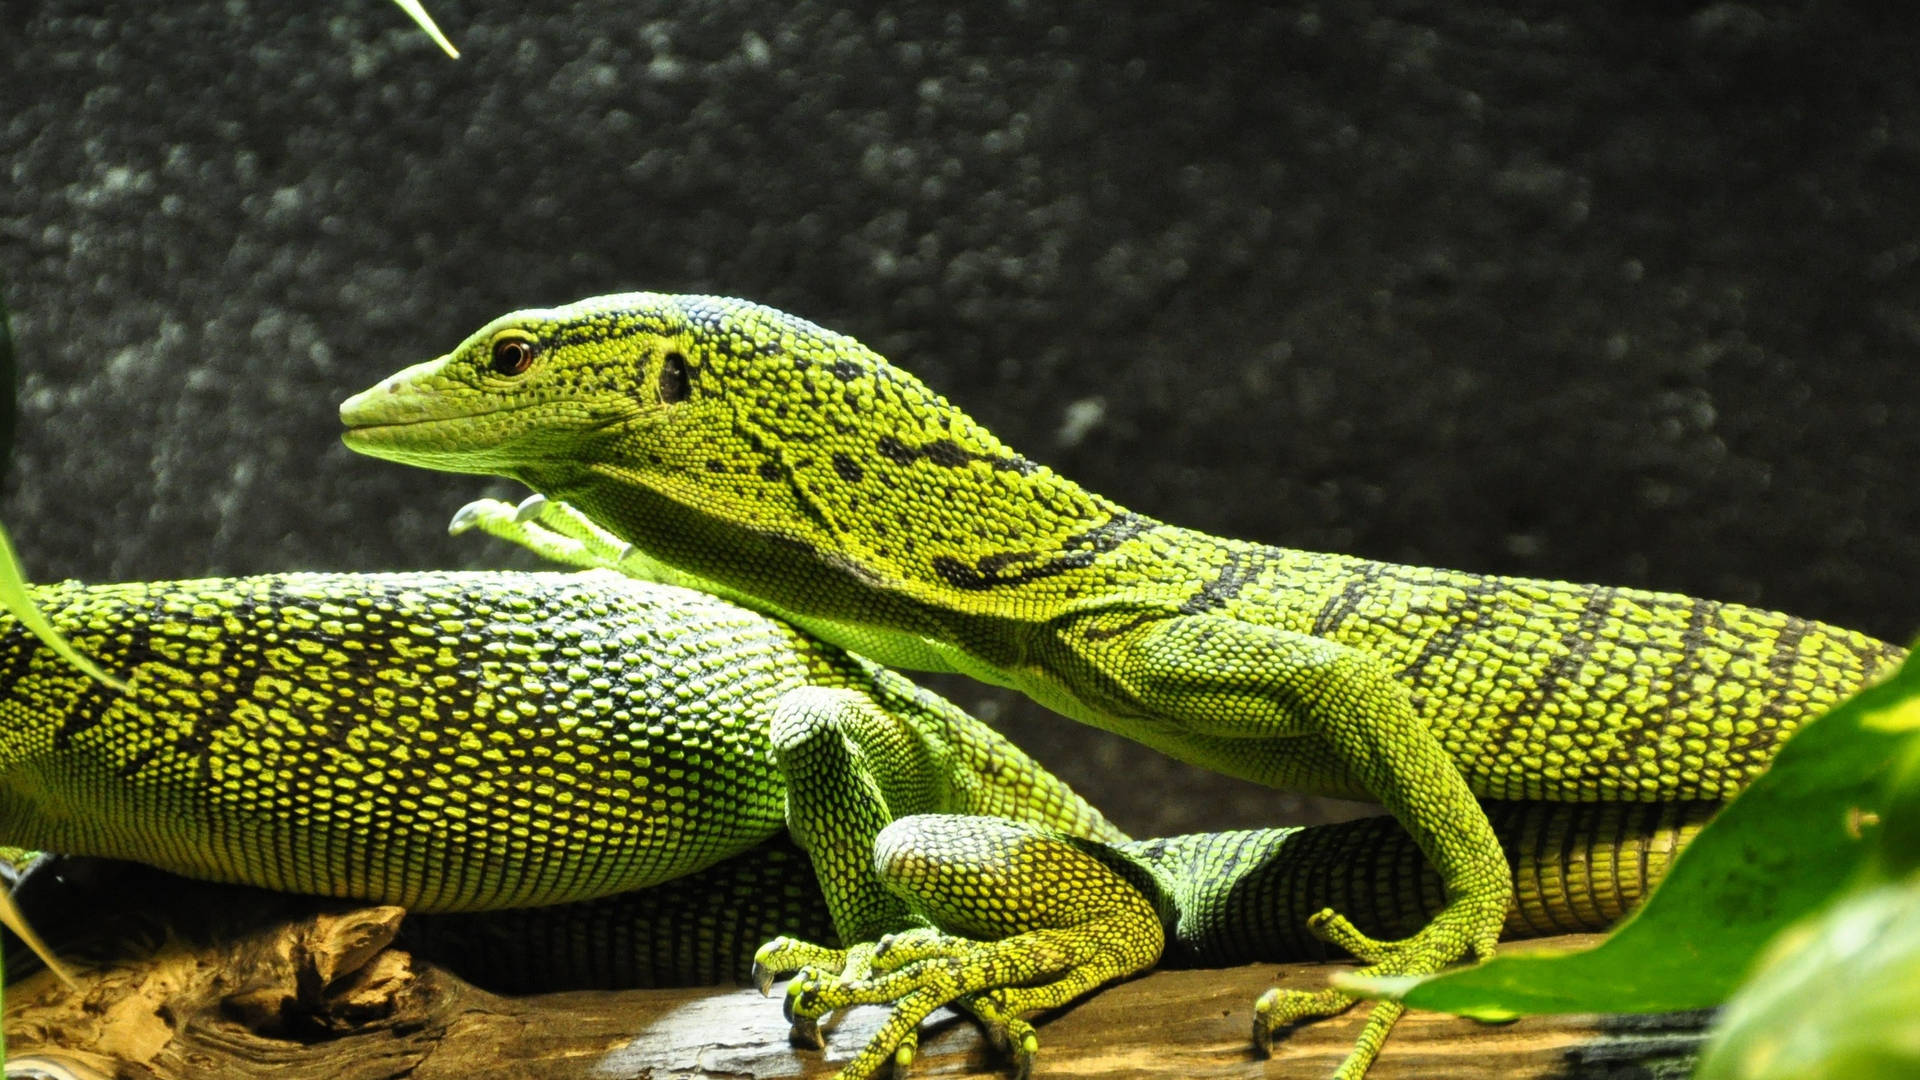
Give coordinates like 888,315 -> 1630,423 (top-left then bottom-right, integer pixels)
1,0 -> 1915,835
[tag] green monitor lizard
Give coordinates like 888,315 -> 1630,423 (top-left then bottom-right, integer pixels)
340,293 -> 1903,1076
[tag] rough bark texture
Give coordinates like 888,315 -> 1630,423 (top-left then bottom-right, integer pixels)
3,884 -> 1708,1080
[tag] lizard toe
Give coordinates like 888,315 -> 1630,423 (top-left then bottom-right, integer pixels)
513,493 -> 548,522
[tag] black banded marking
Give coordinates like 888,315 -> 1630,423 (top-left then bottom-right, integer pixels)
931,513 -> 1154,591
553,317 -> 675,352
1179,553 -> 1260,616
874,435 -> 1036,476
1610,595 -> 1718,777
1750,615 -> 1811,737
1511,585 -> 1617,722
1308,562 -> 1386,638
735,418 -> 837,534
1391,575 -> 1513,692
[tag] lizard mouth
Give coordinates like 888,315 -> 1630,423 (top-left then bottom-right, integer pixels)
341,407 -> 499,446
341,407 -> 512,437
339,407 -> 543,472
338,367 -> 528,464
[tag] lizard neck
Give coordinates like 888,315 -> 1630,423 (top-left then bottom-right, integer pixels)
524,427 -> 1158,629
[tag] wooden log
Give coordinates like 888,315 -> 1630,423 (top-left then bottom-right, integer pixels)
2,869 -> 1711,1080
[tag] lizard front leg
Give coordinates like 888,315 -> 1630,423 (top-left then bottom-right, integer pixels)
750,683 -> 952,1046
762,686 -> 927,944
749,689 -> 1162,1077
447,494 -> 686,584
1060,612 -> 1511,1078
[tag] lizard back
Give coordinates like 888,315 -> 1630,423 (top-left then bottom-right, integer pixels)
0,570 -> 836,912
1060,524 -> 1904,801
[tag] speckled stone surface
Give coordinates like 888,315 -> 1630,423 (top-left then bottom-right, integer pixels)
2,0 -> 1915,833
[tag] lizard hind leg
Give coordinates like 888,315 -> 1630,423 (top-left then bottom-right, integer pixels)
1075,614 -> 1513,1074
782,813 -> 1164,1079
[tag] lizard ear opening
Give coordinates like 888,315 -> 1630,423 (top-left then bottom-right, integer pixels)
657,351 -> 690,405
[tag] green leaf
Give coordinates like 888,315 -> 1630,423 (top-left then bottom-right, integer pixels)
391,0 -> 460,59
1692,741 -> 1920,1078
1872,720 -> 1920,880
0,523 -> 128,694
1339,649 -> 1920,1017
1691,879 -> 1920,1080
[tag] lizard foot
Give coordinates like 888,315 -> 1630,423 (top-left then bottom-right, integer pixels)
447,494 -> 669,579
1253,989 -> 1405,1080
1250,898 -> 1503,1077
781,929 -> 1119,1080
446,495 -> 605,570
768,814 -> 1164,1080
754,938 -> 887,1049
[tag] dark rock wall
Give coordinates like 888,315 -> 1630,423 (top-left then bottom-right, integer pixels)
2,0 -> 1915,832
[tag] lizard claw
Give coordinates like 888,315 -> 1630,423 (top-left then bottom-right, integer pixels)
446,498 -> 508,536
514,493 -> 549,522
1009,1026 -> 1038,1080
787,1014 -> 824,1050
1250,987 -> 1279,1056
752,957 -> 777,997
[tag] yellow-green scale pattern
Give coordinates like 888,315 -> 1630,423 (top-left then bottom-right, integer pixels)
0,567 -> 1119,996
1067,533 -> 1903,801
0,568 -> 1712,1005
341,292 -> 1906,1078
0,570 -> 829,912
342,293 -> 1904,804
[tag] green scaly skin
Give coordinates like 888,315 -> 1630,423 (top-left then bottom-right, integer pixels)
340,293 -> 1906,1077
403,798 -> 1709,1001
0,572 -> 1704,999
0,565 -> 1708,1076
0,570 -> 1117,972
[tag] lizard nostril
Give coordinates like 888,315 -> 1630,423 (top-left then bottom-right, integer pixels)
387,381 -> 402,393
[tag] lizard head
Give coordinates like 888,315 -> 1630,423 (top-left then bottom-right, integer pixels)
343,293 -> 1120,604
340,292 -> 973,536
339,293 -> 698,475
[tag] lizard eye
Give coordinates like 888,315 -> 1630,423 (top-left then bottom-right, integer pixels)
490,336 -> 536,376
